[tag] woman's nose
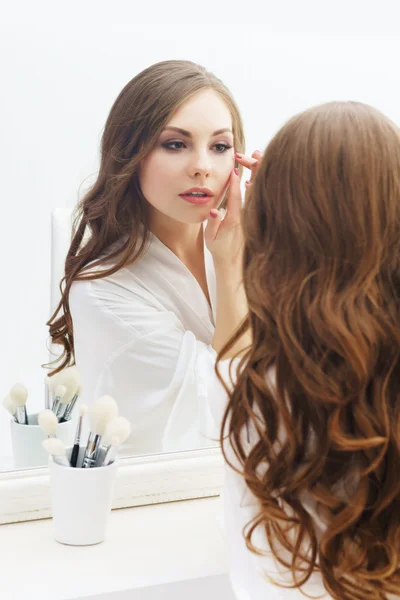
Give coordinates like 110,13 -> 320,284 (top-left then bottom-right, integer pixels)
189,151 -> 212,178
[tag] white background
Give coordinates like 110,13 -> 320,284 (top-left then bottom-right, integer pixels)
1,0 -> 400,463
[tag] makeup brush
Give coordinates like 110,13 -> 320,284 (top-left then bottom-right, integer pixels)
9,383 -> 28,425
49,367 -> 81,421
44,375 -> 51,410
60,384 -> 83,422
38,409 -> 58,438
42,437 -> 69,467
99,417 -> 131,467
70,404 -> 88,468
82,395 -> 118,468
51,384 -> 67,416
3,395 -> 18,422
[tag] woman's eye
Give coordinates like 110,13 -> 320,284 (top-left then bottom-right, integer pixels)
214,143 -> 233,153
162,141 -> 185,151
162,141 -> 233,153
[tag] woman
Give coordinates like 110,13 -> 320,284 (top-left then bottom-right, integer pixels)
212,101 -> 400,599
47,59 -> 258,455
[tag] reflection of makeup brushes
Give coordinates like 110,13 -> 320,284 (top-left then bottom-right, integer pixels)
42,438 -> 69,467
50,367 -> 81,421
100,417 -> 131,467
70,404 -> 88,468
60,384 -> 82,422
82,396 -> 118,469
2,395 -> 18,422
38,409 -> 58,438
51,385 -> 67,416
9,384 -> 28,425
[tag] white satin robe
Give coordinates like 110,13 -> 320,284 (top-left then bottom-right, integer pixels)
69,225 -> 219,456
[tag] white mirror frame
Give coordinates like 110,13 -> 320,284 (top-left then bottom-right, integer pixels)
0,447 -> 223,525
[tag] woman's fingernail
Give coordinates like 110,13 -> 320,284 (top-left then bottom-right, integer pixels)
210,209 -> 218,218
235,152 -> 243,158
234,167 -> 239,176
245,180 -> 251,186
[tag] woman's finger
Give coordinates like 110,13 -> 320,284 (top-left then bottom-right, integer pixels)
204,208 -> 223,243
251,150 -> 262,161
248,158 -> 260,184
236,150 -> 262,183
224,168 -> 242,224
235,152 -> 259,170
244,151 -> 263,196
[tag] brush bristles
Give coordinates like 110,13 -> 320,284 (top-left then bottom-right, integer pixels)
103,417 -> 131,447
89,395 -> 118,436
54,384 -> 67,400
110,435 -> 121,446
38,409 -> 58,436
42,437 -> 66,457
48,366 -> 81,404
3,395 -> 16,416
9,383 -> 28,406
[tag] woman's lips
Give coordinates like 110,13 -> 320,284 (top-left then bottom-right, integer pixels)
179,194 -> 213,205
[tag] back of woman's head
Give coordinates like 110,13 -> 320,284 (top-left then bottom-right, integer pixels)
221,102 -> 400,599
47,60 -> 244,373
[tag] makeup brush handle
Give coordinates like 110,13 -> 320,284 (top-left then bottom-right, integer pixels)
101,446 -> 116,467
52,398 -> 61,414
70,415 -> 84,466
70,443 -> 80,468
82,433 -> 102,468
95,444 -> 110,467
61,393 -> 79,422
56,402 -> 68,419
15,406 -> 28,425
74,416 -> 83,443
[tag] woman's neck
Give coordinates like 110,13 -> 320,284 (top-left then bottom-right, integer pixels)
149,212 -> 205,264
149,210 -> 211,308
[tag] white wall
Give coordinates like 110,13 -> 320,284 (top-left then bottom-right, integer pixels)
1,1 -> 400,460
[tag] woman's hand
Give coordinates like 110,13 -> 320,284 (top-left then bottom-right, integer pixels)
205,150 -> 262,269
207,150 -> 261,355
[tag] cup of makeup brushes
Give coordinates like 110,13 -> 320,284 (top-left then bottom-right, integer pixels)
4,368 -> 82,469
48,445 -> 118,545
10,412 -> 74,469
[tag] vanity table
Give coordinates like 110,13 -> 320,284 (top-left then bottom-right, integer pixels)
0,496 -> 235,600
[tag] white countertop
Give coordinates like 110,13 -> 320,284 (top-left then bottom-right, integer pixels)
0,496 -> 231,600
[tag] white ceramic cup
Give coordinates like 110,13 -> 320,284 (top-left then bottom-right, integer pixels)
10,413 -> 74,469
49,446 -> 118,546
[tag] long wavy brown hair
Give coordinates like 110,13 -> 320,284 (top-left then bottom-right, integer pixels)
217,101 -> 400,599
46,60 -> 245,375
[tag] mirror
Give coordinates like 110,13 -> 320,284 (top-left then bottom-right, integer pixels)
2,21 -> 400,475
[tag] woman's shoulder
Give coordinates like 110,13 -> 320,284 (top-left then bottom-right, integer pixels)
69,264 -> 130,293
69,265 -> 153,308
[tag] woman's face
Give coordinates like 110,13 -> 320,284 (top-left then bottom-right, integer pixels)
139,88 -> 235,224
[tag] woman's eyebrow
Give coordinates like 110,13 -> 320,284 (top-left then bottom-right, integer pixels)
162,126 -> 233,137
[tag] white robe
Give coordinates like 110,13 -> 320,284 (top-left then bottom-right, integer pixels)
69,225 -> 219,456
